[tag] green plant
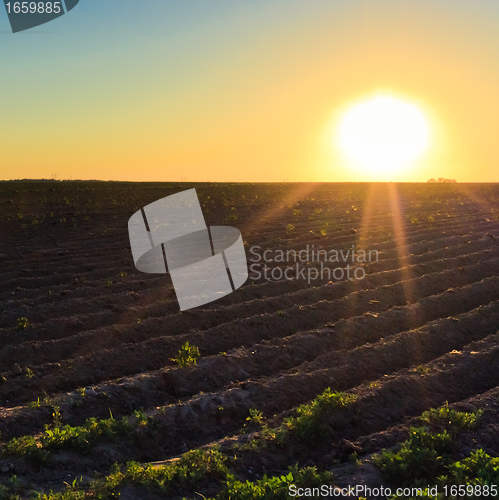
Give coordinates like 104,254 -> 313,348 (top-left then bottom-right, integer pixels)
0,475 -> 25,500
2,435 -> 48,463
34,485 -> 86,499
133,409 -> 149,425
0,486 -> 20,500
171,341 -> 200,367
385,449 -> 499,499
420,402 -> 482,432
97,448 -> 228,497
235,437 -> 260,452
374,427 -> 455,486
413,365 -> 431,373
52,406 -> 62,427
17,316 -> 28,329
445,449 -> 499,487
349,451 -> 361,465
278,389 -> 357,442
3,412 -> 136,457
246,408 -> 264,426
218,465 -> 332,500
29,397 -> 42,409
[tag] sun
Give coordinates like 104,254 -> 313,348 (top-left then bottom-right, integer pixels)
336,95 -> 430,177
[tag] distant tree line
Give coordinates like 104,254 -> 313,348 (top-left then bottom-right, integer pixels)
427,178 -> 457,183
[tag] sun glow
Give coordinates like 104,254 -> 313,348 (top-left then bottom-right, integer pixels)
336,95 -> 430,177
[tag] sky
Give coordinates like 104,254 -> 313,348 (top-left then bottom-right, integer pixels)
1,0 -> 499,182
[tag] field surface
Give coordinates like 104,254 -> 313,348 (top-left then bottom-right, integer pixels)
1,181 -> 499,499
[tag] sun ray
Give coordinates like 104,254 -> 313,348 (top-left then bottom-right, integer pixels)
388,183 -> 417,312
240,182 -> 320,239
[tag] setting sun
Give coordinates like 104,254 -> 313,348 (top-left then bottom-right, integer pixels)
336,95 -> 430,177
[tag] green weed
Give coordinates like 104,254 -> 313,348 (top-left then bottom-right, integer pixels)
172,341 -> 200,367
388,450 -> 499,499
420,402 -> 482,432
2,435 -> 48,463
412,365 -> 431,374
98,447 -> 228,497
279,389 -> 357,441
1,411 -> 141,458
29,397 -> 43,409
17,316 -> 28,329
217,465 -> 332,500
374,427 -> 455,486
246,408 -> 264,426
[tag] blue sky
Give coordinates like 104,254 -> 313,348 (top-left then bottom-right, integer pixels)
1,1 -> 499,181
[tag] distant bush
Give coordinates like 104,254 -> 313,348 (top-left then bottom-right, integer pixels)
427,178 -> 457,183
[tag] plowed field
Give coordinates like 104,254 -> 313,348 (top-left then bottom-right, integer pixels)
1,181 -> 499,499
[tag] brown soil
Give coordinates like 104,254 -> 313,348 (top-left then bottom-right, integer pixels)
1,181 -> 499,498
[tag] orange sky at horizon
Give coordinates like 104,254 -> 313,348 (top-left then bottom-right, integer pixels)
1,0 -> 499,183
